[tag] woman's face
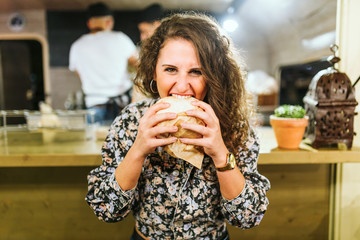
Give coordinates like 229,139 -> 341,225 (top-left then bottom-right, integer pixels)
154,38 -> 208,100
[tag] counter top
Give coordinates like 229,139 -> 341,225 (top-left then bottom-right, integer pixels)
257,127 -> 360,164
0,127 -> 359,167
0,129 -> 103,167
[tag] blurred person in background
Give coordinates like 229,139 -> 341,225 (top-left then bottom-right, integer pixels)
131,3 -> 164,103
137,3 -> 163,42
69,2 -> 137,125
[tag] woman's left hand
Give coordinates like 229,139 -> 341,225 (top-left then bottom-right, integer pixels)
180,100 -> 228,167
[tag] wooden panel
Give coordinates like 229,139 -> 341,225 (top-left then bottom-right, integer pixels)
0,167 -> 134,240
0,164 -> 331,239
335,163 -> 360,240
228,164 -> 331,240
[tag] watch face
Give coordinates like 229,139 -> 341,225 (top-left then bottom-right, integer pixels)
228,153 -> 236,168
8,13 -> 26,32
216,152 -> 236,171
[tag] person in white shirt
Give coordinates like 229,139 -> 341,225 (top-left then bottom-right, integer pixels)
69,2 -> 137,125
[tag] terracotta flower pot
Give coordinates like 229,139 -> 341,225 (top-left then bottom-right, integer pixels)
270,115 -> 309,149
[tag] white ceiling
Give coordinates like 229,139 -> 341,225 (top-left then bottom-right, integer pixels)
0,0 -> 337,74
1,0 -> 336,35
0,0 -> 235,13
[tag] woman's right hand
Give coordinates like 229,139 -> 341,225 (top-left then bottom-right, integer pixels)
132,102 -> 178,159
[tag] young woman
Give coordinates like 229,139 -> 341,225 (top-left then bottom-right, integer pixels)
86,12 -> 270,240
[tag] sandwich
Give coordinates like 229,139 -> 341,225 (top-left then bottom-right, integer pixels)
156,96 -> 205,168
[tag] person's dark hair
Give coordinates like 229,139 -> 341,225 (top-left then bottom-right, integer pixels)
87,2 -> 112,19
139,3 -> 164,23
135,12 -> 252,151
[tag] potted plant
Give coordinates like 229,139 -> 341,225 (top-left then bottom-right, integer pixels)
270,105 -> 308,149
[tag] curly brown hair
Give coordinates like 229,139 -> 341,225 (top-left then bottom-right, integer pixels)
134,12 -> 252,152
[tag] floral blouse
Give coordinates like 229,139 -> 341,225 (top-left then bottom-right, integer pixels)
85,98 -> 270,240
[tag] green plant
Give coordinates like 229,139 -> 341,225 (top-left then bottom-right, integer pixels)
274,105 -> 306,118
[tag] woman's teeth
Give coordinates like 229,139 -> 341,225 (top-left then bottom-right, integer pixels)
171,94 -> 191,99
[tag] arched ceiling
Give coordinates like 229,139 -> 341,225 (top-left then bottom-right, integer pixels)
0,0 -> 234,14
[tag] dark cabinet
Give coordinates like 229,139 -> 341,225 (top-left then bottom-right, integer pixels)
0,40 -> 45,111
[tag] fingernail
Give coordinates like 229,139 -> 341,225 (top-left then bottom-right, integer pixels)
172,126 -> 178,131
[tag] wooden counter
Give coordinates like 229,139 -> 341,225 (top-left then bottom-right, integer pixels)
257,127 -> 360,164
1,127 -> 359,167
1,126 -> 359,240
0,128 -> 103,167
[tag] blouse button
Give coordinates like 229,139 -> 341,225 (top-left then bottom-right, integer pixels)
172,170 -> 179,177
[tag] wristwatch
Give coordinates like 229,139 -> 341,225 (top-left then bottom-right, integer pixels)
216,152 -> 236,171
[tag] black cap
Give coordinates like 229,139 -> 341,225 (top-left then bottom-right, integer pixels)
139,4 -> 164,23
87,2 -> 112,19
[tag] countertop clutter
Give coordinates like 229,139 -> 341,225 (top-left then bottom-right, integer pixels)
1,126 -> 359,167
0,109 -> 101,167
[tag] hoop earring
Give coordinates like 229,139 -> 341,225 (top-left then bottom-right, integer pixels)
150,79 -> 158,93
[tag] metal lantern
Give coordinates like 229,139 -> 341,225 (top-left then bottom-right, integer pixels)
303,45 -> 358,149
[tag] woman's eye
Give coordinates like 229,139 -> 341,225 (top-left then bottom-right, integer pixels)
165,67 -> 176,73
190,69 -> 202,75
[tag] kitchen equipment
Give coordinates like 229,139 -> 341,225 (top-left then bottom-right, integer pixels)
303,44 -> 358,149
0,109 -> 95,144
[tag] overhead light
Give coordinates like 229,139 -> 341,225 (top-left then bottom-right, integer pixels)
227,6 -> 235,14
222,17 -> 238,32
221,0 -> 245,33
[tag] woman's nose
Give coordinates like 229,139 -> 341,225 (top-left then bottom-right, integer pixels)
174,75 -> 190,92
